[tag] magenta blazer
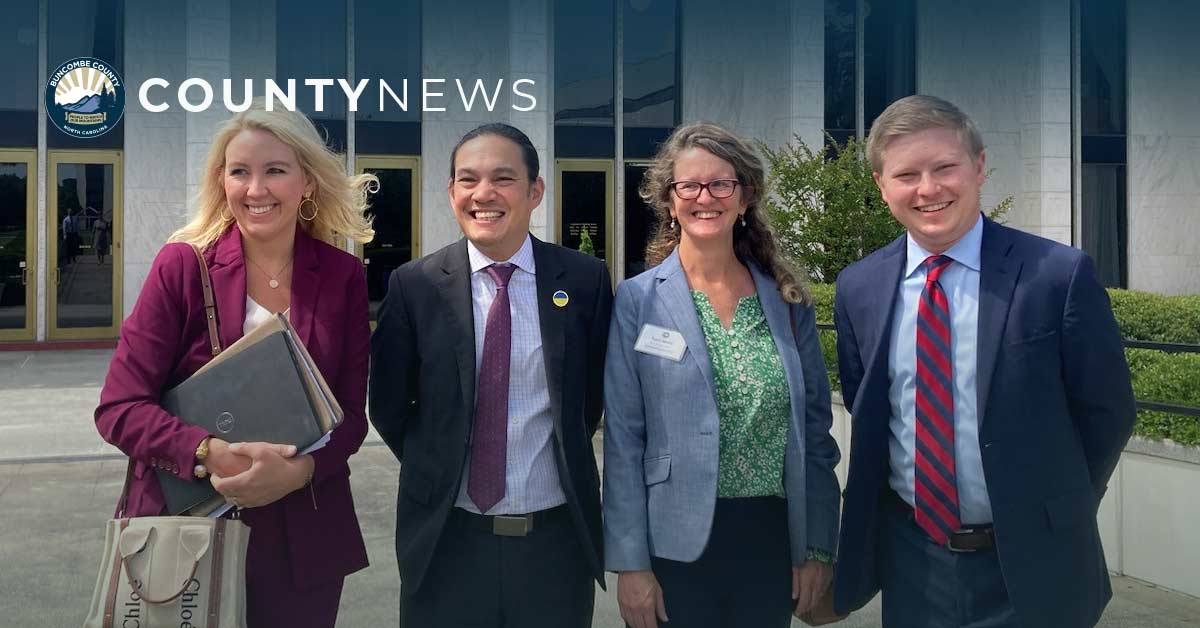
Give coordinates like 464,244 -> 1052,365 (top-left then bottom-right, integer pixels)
95,224 -> 369,589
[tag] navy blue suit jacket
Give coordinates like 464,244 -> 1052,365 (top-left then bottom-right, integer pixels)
832,217 -> 1135,628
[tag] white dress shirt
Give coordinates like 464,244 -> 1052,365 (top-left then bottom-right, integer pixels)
454,235 -> 566,515
887,214 -> 993,524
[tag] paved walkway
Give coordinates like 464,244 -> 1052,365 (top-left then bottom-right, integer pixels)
1,349 -> 1197,626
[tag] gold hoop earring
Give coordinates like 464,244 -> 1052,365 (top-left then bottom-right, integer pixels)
298,196 -> 319,221
220,206 -> 234,222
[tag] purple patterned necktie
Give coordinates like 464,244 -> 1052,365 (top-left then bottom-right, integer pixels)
467,264 -> 517,513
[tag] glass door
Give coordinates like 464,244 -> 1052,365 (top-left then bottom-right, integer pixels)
0,150 -> 36,341
47,150 -> 122,339
355,155 -> 420,321
623,161 -> 656,279
555,159 -> 614,272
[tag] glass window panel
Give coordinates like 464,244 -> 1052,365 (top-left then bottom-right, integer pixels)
0,163 -> 30,330
362,167 -> 414,320
623,0 -> 677,159
623,164 -> 654,277
48,0 -> 124,149
0,1 -> 38,147
864,0 -> 915,132
278,2 -> 347,150
355,0 -> 421,155
1080,0 -> 1126,136
555,0 -> 615,158
560,170 -> 608,260
1081,164 -> 1127,288
824,0 -> 856,141
56,163 -> 115,328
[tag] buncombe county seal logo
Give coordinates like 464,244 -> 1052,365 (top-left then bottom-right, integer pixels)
45,57 -> 125,139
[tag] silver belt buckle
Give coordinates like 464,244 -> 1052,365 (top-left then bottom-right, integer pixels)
493,514 -> 533,537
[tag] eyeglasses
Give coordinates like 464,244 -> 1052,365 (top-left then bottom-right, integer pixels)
669,179 -> 741,200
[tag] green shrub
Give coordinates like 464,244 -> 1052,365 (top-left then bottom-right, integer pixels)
763,134 -> 1011,283
578,229 -> 596,257
1125,349 -> 1200,447
808,282 -> 835,325
762,136 -> 898,283
1109,289 -> 1200,344
810,283 -> 1200,446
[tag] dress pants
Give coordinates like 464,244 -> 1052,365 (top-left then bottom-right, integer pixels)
648,496 -> 794,628
401,505 -> 595,628
243,505 -> 345,627
880,491 -> 1018,628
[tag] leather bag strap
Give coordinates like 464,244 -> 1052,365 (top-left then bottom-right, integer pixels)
120,527 -> 205,605
190,243 -> 221,356
206,519 -> 226,627
101,519 -> 131,628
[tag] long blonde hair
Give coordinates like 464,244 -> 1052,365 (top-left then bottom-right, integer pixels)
641,122 -> 809,304
170,104 -> 376,248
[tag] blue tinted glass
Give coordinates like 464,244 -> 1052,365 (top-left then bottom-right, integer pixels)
1081,0 -> 1126,136
555,0 -> 614,158
864,0 -> 915,133
355,0 -> 421,154
824,0 -> 855,138
0,1 -> 37,147
277,0 -> 347,150
623,0 -> 677,158
48,0 -> 124,148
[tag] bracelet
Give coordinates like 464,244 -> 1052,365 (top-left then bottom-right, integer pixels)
806,547 -> 835,564
193,436 -> 212,478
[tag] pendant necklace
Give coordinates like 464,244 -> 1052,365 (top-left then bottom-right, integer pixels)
247,256 -> 293,289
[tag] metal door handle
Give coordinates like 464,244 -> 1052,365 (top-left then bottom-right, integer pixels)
21,267 -> 27,286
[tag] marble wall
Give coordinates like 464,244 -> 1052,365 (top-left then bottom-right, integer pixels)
48,0 -> 1200,341
122,0 -> 277,317
680,0 -> 823,151
121,0 -> 189,314
1127,0 -> 1200,295
917,0 -> 1072,244
419,0 -> 553,255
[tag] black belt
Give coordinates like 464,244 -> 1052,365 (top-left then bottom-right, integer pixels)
450,504 -> 570,537
885,489 -> 995,553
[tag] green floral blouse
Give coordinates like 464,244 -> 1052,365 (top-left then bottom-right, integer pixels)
692,291 -> 790,499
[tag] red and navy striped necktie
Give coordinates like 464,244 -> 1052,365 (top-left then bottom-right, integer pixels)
914,254 -> 961,544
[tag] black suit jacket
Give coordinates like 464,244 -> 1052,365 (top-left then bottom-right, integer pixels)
369,236 -> 613,595
832,218 -> 1135,628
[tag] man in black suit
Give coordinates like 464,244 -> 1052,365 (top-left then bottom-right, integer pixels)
370,123 -> 612,627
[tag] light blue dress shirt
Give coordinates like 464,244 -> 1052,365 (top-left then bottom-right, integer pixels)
887,214 -> 993,524
454,235 -> 566,515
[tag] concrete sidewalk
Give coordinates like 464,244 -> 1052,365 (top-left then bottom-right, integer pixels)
1,349 -> 1198,626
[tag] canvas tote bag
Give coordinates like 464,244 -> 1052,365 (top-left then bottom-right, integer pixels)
83,516 -> 250,628
83,244 -> 250,628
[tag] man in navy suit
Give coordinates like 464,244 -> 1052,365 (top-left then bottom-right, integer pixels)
832,95 -> 1135,628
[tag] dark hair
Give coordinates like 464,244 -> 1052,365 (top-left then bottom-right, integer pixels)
448,123 -> 540,180
641,122 -> 809,304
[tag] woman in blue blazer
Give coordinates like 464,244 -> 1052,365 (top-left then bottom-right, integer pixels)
604,123 -> 841,628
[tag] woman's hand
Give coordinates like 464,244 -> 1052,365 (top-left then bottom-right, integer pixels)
209,442 -> 314,509
200,438 -> 251,478
618,570 -> 668,628
792,560 -> 834,617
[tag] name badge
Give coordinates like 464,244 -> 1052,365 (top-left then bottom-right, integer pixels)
634,324 -> 687,362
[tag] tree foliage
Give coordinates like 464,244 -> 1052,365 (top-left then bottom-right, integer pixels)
761,134 -> 1011,283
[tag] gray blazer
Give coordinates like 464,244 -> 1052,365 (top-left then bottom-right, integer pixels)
603,249 -> 841,572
